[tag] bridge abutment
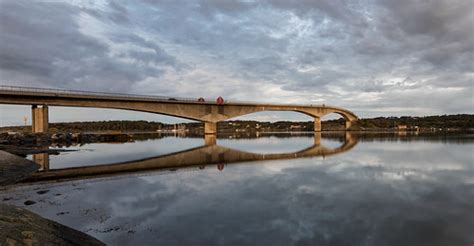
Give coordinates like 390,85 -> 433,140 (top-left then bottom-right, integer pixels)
204,122 -> 217,135
32,105 -> 49,133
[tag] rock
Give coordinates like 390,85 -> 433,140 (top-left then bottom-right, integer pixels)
0,150 -> 39,186
0,204 -> 105,245
71,133 -> 80,141
23,200 -> 36,206
36,190 -> 49,195
0,145 -> 75,156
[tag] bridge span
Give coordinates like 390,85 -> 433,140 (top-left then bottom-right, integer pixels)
0,85 -> 358,134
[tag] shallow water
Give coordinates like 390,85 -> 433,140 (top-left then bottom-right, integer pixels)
1,132 -> 473,245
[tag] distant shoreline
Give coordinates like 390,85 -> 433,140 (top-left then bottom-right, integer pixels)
1,114 -> 473,133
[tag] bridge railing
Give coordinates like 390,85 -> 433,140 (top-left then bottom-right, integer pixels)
0,85 -> 201,103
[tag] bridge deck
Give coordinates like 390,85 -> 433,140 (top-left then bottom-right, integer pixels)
0,85 -> 356,115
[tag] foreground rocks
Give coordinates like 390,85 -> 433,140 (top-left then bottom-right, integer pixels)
0,149 -> 104,245
0,204 -> 105,246
0,132 -> 131,146
0,145 -> 76,157
0,150 -> 39,186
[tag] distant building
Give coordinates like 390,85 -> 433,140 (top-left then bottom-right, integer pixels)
290,125 -> 302,130
396,125 -> 407,130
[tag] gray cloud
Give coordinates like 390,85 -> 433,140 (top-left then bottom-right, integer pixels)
107,1 -> 130,24
0,0 -> 177,92
377,0 -> 474,71
0,2 -> 107,77
0,0 -> 472,124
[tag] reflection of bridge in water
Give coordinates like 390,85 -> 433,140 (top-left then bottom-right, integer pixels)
26,133 -> 357,183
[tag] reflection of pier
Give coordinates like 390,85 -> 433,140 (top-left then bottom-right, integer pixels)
32,146 -> 50,171
27,133 -> 357,183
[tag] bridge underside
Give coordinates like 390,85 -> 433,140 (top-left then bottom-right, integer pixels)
0,93 -> 358,134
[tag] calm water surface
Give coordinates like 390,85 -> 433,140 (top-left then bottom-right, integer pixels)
1,133 -> 473,245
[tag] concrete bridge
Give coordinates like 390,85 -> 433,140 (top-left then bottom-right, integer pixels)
0,85 -> 358,133
25,133 -> 357,183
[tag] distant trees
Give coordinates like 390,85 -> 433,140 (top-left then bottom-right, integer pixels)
1,115 -> 473,133
352,114 -> 474,129
48,120 -> 165,132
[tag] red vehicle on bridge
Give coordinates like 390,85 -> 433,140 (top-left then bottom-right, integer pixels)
216,96 -> 224,105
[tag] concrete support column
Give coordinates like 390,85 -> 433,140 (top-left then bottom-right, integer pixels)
32,105 -> 49,133
345,120 -> 352,130
204,134 -> 217,146
204,122 -> 217,135
314,117 -> 321,132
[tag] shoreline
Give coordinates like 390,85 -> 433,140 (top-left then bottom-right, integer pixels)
0,149 -> 105,245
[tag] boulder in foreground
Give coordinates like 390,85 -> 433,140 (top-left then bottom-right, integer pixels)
0,150 -> 39,186
0,204 -> 105,246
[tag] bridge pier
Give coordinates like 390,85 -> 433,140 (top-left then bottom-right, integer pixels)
204,122 -> 217,135
32,105 -> 49,133
314,117 -> 321,132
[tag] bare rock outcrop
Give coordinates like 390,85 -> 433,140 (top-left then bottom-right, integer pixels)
0,150 -> 39,186
0,204 -> 105,245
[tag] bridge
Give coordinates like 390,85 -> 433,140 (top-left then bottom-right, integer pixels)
0,85 -> 358,134
25,133 -> 357,183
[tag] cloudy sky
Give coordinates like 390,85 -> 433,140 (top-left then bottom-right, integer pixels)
0,0 -> 473,126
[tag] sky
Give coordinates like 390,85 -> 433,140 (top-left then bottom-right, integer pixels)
0,0 -> 473,126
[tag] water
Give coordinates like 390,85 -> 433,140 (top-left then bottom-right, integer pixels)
1,132 -> 473,245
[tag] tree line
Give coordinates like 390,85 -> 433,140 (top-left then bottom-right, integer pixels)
1,114 -> 472,133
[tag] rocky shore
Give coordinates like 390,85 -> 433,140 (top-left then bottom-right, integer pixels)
0,150 -> 39,186
0,132 -> 132,146
0,142 -> 105,245
0,204 -> 105,246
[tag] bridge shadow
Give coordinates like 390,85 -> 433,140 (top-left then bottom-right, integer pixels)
25,133 -> 358,183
